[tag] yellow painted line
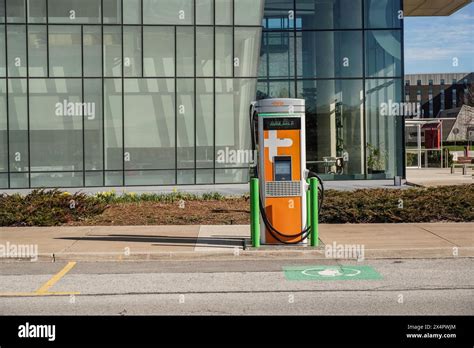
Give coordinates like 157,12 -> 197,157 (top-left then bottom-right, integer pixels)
0,292 -> 80,297
36,261 -> 77,294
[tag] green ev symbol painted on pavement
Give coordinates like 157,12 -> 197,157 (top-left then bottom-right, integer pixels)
283,265 -> 382,281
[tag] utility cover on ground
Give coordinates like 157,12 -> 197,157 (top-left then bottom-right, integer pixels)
283,265 -> 382,281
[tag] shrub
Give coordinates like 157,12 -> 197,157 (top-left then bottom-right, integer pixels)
94,190 -> 227,204
0,189 -> 107,226
320,185 -> 474,223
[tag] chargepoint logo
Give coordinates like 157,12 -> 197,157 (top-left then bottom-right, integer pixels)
55,100 -> 96,120
380,100 -> 421,118
216,148 -> 258,167
325,242 -> 365,261
0,242 -> 38,262
18,322 -> 56,342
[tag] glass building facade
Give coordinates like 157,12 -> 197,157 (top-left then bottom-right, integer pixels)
0,0 -> 403,188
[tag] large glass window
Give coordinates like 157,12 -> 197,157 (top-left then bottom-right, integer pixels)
259,31 -> 295,78
144,26 -> 174,77
196,0 -> 213,25
0,0 -> 5,23
49,25 -> 82,77
29,79 -> 83,171
123,0 -> 141,24
257,79 -> 295,99
6,0 -> 25,23
196,27 -> 213,77
0,26 -> 5,76
297,79 -> 365,176
104,78 -> 122,171
143,0 -> 193,25
8,79 -> 29,175
215,79 -> 255,168
28,25 -> 47,77
196,78 -> 213,168
263,0 -> 294,30
215,27 -> 232,77
177,27 -> 194,77
83,26 -> 102,77
297,31 -> 363,78
123,26 -> 142,77
0,79 -> 7,172
48,0 -> 101,24
365,30 -> 402,78
177,78 -> 194,169
235,0 -> 264,26
7,25 -> 27,77
215,0 -> 232,25
296,0 -> 362,30
366,78 -> 402,178
27,0 -> 46,23
103,0 -> 121,24
365,0 -> 402,29
234,28 -> 262,77
124,78 -> 175,170
84,79 -> 103,171
103,26 -> 122,77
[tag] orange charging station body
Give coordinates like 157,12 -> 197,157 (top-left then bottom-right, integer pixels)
255,99 -> 308,245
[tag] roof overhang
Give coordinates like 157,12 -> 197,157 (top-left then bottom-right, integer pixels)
404,0 -> 472,16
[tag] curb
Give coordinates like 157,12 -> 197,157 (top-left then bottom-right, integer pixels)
2,247 -> 473,262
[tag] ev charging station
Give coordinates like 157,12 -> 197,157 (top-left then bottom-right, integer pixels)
249,98 -> 322,247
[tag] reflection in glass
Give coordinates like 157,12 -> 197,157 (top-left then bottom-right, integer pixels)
143,0 -> 193,25
234,28 -> 262,77
28,25 -> 47,77
177,27 -> 194,77
365,30 -> 402,78
7,25 -> 27,77
296,0 -> 362,30
215,0 -> 232,25
48,0 -> 101,24
298,79 -> 364,175
196,27 -> 213,77
259,31 -> 295,78
83,26 -> 102,77
6,0 -> 25,23
297,31 -> 363,78
103,26 -> 122,77
0,79 -> 6,172
177,79 -> 195,169
215,27 -> 232,77
84,79 -> 103,170
144,26 -> 175,77
365,0 -> 401,29
28,0 -> 47,23
196,79 -> 213,168
196,0 -> 213,25
49,25 -> 82,77
366,78 -> 402,177
8,79 -> 29,172
104,79 -> 122,170
123,26 -> 142,77
235,0 -> 264,26
124,79 -> 175,170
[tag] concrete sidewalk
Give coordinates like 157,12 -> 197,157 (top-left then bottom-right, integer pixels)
0,223 -> 472,261
406,168 -> 473,187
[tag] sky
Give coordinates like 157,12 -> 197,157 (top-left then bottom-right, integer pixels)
404,1 -> 474,74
